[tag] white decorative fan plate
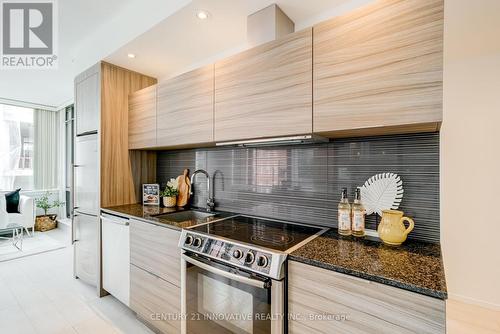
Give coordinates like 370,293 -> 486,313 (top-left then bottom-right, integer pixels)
360,173 -> 404,216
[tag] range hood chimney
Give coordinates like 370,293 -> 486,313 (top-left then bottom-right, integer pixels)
247,4 -> 295,47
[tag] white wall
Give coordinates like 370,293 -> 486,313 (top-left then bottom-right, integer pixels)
21,190 -> 63,217
441,0 -> 500,309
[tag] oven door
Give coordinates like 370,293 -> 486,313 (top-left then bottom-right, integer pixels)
181,253 -> 284,334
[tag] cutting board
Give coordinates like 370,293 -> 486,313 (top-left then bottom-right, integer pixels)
176,169 -> 191,207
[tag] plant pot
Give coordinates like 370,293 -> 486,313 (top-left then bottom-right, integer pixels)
163,196 -> 177,208
35,214 -> 58,232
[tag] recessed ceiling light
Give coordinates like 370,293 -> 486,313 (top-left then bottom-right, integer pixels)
196,10 -> 210,20
127,53 -> 136,59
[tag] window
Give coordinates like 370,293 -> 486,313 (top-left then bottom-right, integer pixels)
64,105 -> 74,218
0,104 -> 34,190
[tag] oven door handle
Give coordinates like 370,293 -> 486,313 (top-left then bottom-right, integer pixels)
182,254 -> 270,289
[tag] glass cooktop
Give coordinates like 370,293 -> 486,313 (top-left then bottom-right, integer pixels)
189,215 -> 324,252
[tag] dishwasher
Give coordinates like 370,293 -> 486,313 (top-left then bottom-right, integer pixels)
101,212 -> 130,306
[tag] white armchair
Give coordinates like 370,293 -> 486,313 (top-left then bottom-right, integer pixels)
0,195 -> 35,236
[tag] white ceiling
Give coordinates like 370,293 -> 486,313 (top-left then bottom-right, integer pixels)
0,0 -> 190,108
0,0 -> 372,108
106,0 -> 372,80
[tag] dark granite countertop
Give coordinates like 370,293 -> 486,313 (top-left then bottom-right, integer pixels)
289,230 -> 447,299
102,204 -> 447,299
101,203 -> 237,230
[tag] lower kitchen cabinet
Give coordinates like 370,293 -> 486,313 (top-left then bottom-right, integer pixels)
288,261 -> 445,334
130,219 -> 181,287
130,264 -> 181,333
129,219 -> 182,333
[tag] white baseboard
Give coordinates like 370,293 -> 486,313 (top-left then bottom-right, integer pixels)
448,292 -> 500,311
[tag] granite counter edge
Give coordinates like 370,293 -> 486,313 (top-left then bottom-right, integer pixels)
288,254 -> 447,300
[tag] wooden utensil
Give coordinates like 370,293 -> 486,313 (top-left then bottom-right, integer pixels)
176,169 -> 191,207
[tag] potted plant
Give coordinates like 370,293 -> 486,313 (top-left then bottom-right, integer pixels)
160,178 -> 179,208
34,192 -> 65,232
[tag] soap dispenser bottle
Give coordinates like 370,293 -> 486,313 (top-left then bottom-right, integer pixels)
338,188 -> 351,236
351,187 -> 366,237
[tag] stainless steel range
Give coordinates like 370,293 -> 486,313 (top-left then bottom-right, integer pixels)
179,215 -> 327,334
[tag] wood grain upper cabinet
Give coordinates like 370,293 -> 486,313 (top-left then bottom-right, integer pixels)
128,85 -> 157,149
157,65 -> 214,147
215,28 -> 313,142
313,0 -> 444,136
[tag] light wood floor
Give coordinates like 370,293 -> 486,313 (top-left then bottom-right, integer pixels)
0,228 -> 152,334
447,298 -> 500,334
0,228 -> 498,334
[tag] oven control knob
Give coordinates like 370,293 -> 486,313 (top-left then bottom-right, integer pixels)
232,249 -> 243,259
185,235 -> 193,245
244,252 -> 255,264
256,255 -> 268,268
193,237 -> 202,248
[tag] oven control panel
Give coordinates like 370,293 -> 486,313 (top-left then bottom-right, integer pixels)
181,232 -> 273,276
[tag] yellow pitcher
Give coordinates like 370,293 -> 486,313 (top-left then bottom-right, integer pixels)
377,210 -> 414,246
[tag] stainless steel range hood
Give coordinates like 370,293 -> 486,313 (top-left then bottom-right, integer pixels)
215,135 -> 328,147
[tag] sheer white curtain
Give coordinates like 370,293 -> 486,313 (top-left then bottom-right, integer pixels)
33,109 -> 60,189
0,104 -> 32,190
0,119 -> 21,190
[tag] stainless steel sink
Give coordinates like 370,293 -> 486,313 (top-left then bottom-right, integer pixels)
154,210 -> 216,222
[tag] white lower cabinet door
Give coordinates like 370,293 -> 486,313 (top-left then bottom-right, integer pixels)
102,215 -> 130,306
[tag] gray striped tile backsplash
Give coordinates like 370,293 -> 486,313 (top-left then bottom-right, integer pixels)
157,133 -> 440,243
